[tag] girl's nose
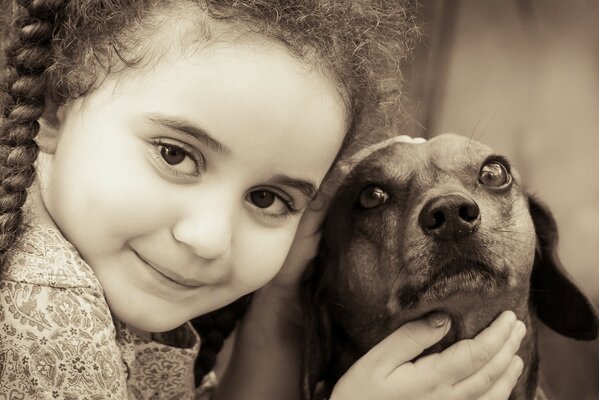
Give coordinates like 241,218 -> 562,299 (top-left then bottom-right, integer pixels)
172,204 -> 234,260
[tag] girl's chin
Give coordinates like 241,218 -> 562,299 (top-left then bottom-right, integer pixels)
106,286 -> 245,334
111,306 -> 190,335
126,324 -> 154,339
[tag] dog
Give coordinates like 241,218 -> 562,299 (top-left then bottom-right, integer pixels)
301,133 -> 599,400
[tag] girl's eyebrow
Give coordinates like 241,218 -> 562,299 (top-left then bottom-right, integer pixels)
143,112 -> 316,200
271,174 -> 317,201
144,112 -> 232,157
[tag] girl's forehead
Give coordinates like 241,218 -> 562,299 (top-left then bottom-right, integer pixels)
98,31 -> 350,139
104,7 -> 349,115
69,29 -> 347,177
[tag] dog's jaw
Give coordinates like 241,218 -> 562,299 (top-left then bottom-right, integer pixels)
384,274 -> 541,400
422,292 -> 532,350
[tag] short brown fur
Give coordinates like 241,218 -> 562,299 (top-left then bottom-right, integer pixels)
301,133 -> 599,400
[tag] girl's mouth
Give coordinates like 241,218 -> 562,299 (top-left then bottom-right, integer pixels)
132,249 -> 205,289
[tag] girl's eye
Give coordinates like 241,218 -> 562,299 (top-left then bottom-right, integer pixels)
246,189 -> 298,218
151,140 -> 203,177
250,190 -> 276,209
479,161 -> 511,188
358,185 -> 389,209
160,145 -> 187,165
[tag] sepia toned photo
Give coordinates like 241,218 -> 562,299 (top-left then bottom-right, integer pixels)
1,1 -> 597,399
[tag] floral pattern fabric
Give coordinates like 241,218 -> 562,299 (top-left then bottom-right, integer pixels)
0,218 -> 212,399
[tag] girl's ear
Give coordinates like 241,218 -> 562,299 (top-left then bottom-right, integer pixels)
36,99 -> 63,154
528,195 -> 599,340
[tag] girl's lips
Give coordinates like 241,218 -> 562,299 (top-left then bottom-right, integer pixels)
132,250 -> 204,288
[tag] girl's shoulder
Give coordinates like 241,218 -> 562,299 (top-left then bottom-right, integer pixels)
0,223 -> 128,397
0,214 -> 127,397
1,220 -> 102,292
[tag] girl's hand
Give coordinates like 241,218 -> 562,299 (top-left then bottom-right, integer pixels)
331,311 -> 526,400
268,198 -> 327,292
252,198 -> 329,335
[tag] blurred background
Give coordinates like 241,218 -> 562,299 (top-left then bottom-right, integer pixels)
403,1 -> 599,398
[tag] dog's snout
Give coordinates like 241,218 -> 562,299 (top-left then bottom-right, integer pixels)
419,194 -> 481,240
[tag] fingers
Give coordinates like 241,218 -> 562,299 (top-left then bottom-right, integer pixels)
361,312 -> 451,374
333,311 -> 525,400
451,319 -> 526,398
396,135 -> 427,144
424,311 -> 518,384
475,356 -> 524,400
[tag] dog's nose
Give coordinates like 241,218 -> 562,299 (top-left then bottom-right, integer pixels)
419,194 -> 481,240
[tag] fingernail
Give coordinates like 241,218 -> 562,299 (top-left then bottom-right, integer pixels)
504,310 -> 516,325
428,311 -> 450,328
515,321 -> 527,339
512,356 -> 524,377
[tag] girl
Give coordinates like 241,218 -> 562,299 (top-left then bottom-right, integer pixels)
0,0 -> 525,399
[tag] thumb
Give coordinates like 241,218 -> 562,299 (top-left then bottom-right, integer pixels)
361,312 -> 451,373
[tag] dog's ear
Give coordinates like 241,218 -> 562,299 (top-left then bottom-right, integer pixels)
528,195 -> 599,340
300,256 -> 333,400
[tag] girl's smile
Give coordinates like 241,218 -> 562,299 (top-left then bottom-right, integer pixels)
131,248 -> 206,289
34,36 -> 347,333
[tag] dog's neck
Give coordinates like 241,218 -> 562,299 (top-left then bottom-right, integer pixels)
513,311 -> 542,400
417,295 -> 542,400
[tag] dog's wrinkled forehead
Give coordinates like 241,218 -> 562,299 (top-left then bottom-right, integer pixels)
343,133 -> 499,184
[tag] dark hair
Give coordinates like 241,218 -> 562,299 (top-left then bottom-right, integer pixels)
1,0 -> 419,385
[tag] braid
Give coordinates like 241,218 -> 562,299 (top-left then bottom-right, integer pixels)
191,293 -> 252,385
0,0 -> 63,268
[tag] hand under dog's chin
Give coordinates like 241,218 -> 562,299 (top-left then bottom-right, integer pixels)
391,261 -> 522,351
385,292 -> 520,357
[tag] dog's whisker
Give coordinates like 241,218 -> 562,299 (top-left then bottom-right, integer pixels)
323,298 -> 350,310
483,232 -> 528,241
507,207 -> 541,221
489,228 -> 527,234
484,248 -> 519,272
485,232 -> 530,243
468,111 -> 487,146
477,240 -> 519,261
484,225 -> 532,237
477,107 -> 498,142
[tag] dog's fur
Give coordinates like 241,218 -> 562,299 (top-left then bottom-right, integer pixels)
301,133 -> 599,400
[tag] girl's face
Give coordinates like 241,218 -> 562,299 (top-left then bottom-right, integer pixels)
37,38 -> 347,333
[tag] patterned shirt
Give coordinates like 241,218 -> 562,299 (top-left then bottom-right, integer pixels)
0,217 -> 213,399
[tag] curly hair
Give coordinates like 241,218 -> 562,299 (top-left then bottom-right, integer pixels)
1,0 -> 420,386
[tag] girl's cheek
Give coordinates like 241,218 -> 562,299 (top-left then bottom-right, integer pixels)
234,225 -> 297,289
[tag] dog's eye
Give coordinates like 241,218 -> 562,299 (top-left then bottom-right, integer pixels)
358,185 -> 389,209
479,161 -> 511,187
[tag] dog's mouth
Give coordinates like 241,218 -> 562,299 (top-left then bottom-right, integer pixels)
398,260 -> 508,309
426,261 -> 507,298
